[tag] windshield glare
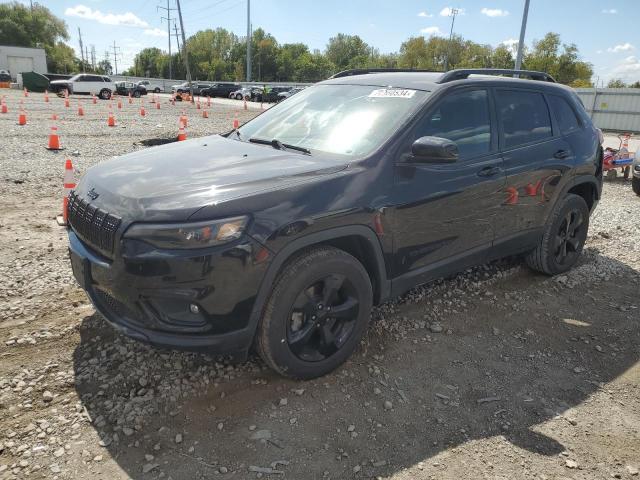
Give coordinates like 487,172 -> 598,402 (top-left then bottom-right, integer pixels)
237,84 -> 428,157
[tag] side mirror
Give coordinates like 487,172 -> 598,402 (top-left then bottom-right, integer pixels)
410,136 -> 458,163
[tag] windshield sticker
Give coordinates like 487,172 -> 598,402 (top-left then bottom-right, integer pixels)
368,88 -> 416,98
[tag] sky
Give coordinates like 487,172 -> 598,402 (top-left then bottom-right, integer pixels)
10,0 -> 640,83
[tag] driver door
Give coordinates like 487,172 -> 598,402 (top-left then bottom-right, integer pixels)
392,87 -> 506,288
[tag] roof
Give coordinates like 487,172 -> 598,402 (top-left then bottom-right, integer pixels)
320,70 -> 570,94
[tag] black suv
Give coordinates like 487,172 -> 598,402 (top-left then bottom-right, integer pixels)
201,82 -> 241,98
66,69 -> 603,379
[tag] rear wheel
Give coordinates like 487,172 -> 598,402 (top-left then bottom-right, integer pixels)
632,177 -> 640,196
235,93 -> 242,100
526,194 -> 589,275
154,87 -> 160,93
133,90 -> 141,98
256,247 -> 373,379
99,89 -> 111,100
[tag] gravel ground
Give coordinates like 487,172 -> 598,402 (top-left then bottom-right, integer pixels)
0,87 -> 639,480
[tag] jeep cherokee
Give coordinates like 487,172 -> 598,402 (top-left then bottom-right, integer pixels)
66,68 -> 603,379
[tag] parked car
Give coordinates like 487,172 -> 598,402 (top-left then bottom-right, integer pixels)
277,87 -> 304,101
228,87 -> 252,100
137,80 -> 163,93
252,86 -> 291,103
49,74 -> 115,99
115,81 -> 147,98
66,68 -> 603,380
0,69 -> 10,82
633,149 -> 640,195
201,82 -> 240,98
172,82 -> 212,96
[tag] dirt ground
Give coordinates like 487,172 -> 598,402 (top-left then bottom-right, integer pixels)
0,88 -> 639,480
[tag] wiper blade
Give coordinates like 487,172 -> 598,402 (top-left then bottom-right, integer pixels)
248,137 -> 311,155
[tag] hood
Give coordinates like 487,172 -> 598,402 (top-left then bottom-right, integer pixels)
75,135 -> 348,222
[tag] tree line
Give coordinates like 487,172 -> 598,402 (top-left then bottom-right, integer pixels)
2,1 -> 637,88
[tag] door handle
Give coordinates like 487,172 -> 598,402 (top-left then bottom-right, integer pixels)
554,149 -> 570,159
477,166 -> 503,177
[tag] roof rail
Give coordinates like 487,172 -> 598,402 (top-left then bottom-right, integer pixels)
330,68 -> 437,79
438,69 -> 556,83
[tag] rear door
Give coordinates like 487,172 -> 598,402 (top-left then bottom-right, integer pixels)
72,75 -> 90,94
492,88 -> 570,250
392,87 -> 505,285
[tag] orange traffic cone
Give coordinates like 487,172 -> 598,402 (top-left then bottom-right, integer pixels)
44,90 -> 49,103
196,98 -> 201,110
23,87 -> 28,97
128,93 -> 132,104
92,94 -> 97,104
202,109 -> 208,118
243,98 -> 247,110
107,110 -> 116,127
64,98 -> 70,108
77,102 -> 84,116
1,99 -> 8,114
51,113 -> 58,120
57,159 -> 76,226
150,94 -> 156,104
177,122 -> 187,141
233,113 -> 239,130
47,126 -> 61,150
140,104 -> 146,116
156,100 -> 160,110
180,111 -> 188,127
206,96 -> 211,107
117,99 -> 122,109
18,109 -> 26,125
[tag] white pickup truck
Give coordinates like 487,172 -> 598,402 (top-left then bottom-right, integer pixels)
136,80 -> 164,93
49,74 -> 115,99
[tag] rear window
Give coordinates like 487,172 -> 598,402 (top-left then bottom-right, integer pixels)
548,94 -> 581,135
497,90 -> 552,148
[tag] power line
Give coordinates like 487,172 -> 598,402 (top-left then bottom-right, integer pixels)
158,0 -> 177,79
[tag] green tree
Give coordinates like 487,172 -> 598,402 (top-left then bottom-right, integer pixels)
630,81 -> 640,88
325,33 -> 371,71
523,33 -> 592,85
607,78 -> 626,88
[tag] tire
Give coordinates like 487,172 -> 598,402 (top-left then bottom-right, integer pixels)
99,89 -> 111,100
256,247 -> 373,380
154,87 -> 160,93
133,90 -> 141,98
235,93 -> 242,100
526,193 -> 590,276
632,177 -> 640,196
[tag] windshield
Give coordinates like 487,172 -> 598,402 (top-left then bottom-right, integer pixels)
237,84 -> 429,157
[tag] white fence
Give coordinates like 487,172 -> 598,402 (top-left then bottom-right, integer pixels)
575,88 -> 640,133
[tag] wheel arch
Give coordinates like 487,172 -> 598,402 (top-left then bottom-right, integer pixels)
565,176 -> 601,212
247,226 -> 390,334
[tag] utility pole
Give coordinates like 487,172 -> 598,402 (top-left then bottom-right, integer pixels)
246,0 -> 252,82
173,22 -> 181,52
90,45 -> 96,71
444,8 -> 459,72
175,0 -> 193,100
110,41 -> 121,75
514,0 -> 531,71
78,27 -> 85,72
158,0 -> 176,79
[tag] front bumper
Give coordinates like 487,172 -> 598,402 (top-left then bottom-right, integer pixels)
68,230 -> 271,354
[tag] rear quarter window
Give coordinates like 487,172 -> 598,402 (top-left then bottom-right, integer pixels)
547,94 -> 581,135
496,89 -> 552,148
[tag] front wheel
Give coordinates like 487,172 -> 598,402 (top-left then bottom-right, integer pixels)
154,87 -> 160,93
526,194 -> 589,275
256,247 -> 373,380
235,93 -> 242,100
632,176 -> 640,196
99,89 -> 111,100
133,90 -> 141,98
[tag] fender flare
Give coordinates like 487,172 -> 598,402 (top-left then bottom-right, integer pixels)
247,225 -> 390,334
558,174 -> 602,208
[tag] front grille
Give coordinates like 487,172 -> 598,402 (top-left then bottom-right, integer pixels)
68,191 -> 121,256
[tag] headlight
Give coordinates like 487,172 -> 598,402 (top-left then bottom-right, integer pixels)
124,216 -> 248,249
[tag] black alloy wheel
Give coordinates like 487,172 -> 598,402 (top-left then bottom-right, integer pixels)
554,209 -> 585,266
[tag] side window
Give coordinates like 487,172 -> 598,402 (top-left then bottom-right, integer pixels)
414,89 -> 491,160
548,94 -> 581,135
496,90 -> 552,148
75,75 -> 86,82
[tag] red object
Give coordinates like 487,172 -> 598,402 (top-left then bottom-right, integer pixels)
177,122 -> 187,141
78,104 -> 84,116
140,106 -> 146,116
156,101 -> 161,110
1,102 -> 6,114
62,159 -> 76,224
18,110 -> 26,125
505,186 -> 519,205
118,100 -> 122,109
233,114 -> 239,129
92,95 -> 97,105
23,88 -> 28,97
47,126 -> 61,150
202,109 -> 208,118
107,111 -> 115,127
44,91 -> 49,103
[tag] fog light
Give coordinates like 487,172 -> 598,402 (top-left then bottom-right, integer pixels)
189,304 -> 200,314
